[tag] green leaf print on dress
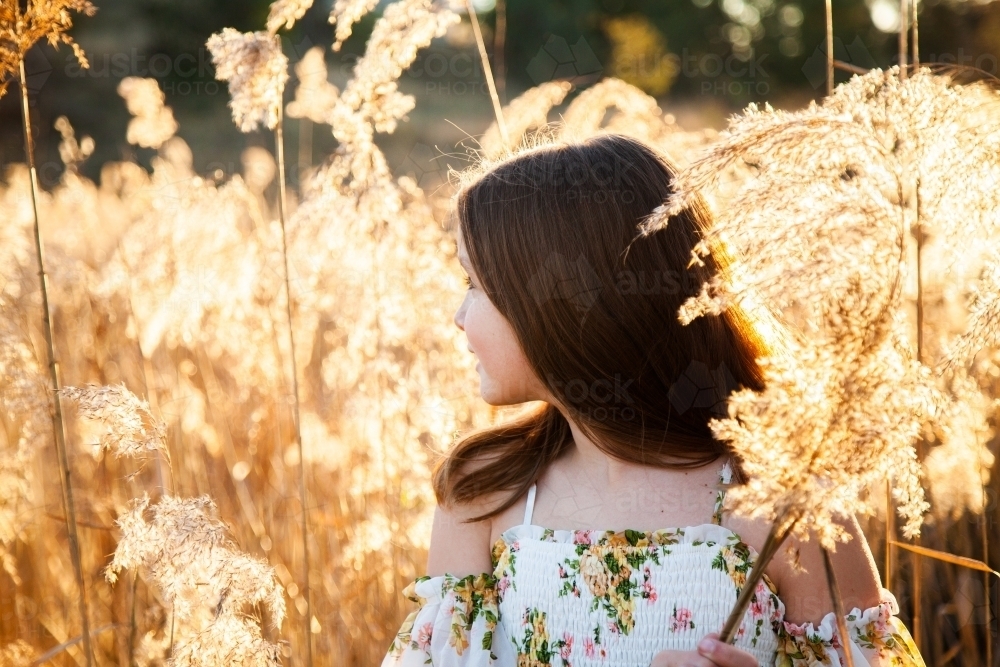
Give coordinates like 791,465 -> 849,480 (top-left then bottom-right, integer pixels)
554,530 -> 670,635
710,535 -> 753,593
515,607 -> 574,667
493,537 -> 521,599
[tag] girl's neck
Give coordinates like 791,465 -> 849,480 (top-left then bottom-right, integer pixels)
560,416 -> 641,489
556,408 -> 715,490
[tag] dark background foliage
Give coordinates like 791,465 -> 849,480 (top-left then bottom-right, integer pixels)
1,0 -> 998,188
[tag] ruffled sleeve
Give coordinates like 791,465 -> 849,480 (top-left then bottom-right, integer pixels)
381,572 -> 515,666
775,589 -> 925,667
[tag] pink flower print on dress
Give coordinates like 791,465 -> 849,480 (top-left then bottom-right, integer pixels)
783,621 -> 806,638
584,636 -> 596,658
641,566 -> 658,604
669,606 -> 695,633
560,632 -> 574,659
415,622 -> 433,651
573,530 -> 595,546
872,602 -> 891,635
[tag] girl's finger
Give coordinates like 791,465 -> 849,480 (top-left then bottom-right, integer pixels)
648,650 -> 717,667
696,635 -> 759,667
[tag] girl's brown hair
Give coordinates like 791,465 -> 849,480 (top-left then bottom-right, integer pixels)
434,133 -> 772,522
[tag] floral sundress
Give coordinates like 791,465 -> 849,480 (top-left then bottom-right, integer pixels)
382,463 -> 925,667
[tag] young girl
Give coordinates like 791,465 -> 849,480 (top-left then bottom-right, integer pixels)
381,134 -> 925,667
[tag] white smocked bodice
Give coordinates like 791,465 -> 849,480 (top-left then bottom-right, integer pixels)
383,460 -> 924,667
490,465 -> 783,666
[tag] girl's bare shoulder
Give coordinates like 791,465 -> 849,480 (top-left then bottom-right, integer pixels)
426,456 -> 515,577
724,511 -> 882,624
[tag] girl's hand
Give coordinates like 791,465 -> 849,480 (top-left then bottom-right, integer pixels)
649,634 -> 758,667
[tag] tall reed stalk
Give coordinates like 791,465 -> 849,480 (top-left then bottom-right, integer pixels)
822,547 -> 856,667
899,0 -> 908,78
824,0 -> 833,97
464,0 -> 509,148
911,177 -> 924,652
719,514 -> 800,642
17,57 -> 94,667
901,0 -> 926,649
275,89 -> 313,667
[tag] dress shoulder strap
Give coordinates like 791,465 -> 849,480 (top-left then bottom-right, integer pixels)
522,483 -> 537,526
711,460 -> 734,526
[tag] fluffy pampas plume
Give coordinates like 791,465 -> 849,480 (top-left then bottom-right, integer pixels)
118,77 -> 178,149
206,28 -> 289,133
107,494 -> 286,667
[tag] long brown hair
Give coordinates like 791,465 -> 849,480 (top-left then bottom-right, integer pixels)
434,133 -> 772,522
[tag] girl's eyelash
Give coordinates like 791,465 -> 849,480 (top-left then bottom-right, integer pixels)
464,276 -> 474,289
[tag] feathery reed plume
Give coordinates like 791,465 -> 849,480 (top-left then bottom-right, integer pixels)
922,370 -> 996,518
0,309 -> 51,586
641,66 -> 1000,642
61,383 -> 170,465
477,78 -> 717,170
558,77 -> 718,164
207,29 -> 289,133
266,0 -> 314,34
304,0 -> 457,197
118,77 -> 178,149
336,0 -> 458,139
107,494 -> 286,667
54,116 -> 94,171
0,640 -> 33,666
329,0 -> 380,51
286,46 -> 339,125
0,0 -> 95,99
479,80 -> 572,158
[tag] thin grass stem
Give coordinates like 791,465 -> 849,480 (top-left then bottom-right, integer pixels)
885,479 -> 894,590
18,57 -> 94,667
899,0 -> 908,79
720,516 -> 797,643
982,473 -> 992,667
912,177 -> 924,653
825,0 -> 834,97
464,0 -> 509,149
276,80 -> 313,667
128,571 -> 138,667
821,546 -> 856,667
